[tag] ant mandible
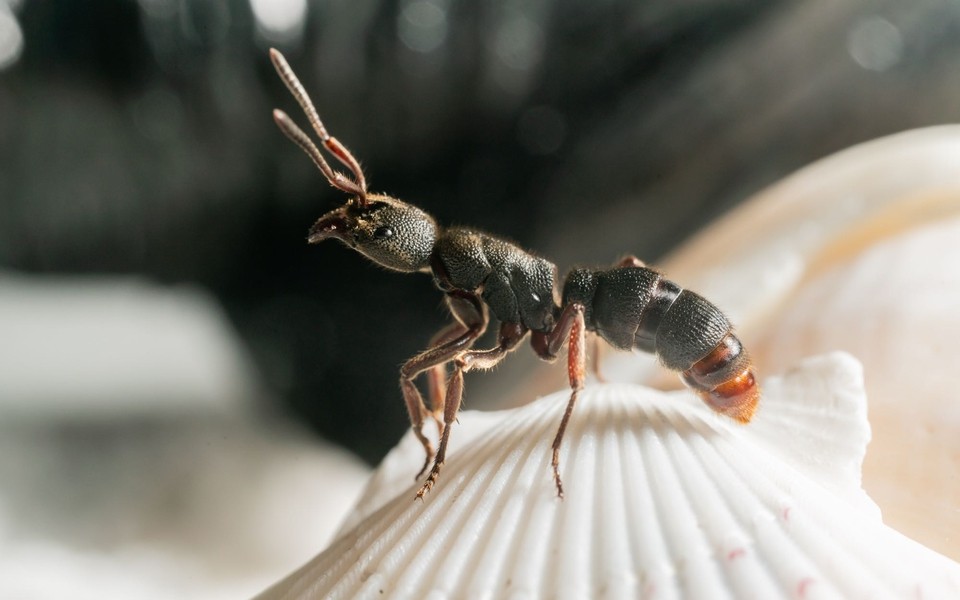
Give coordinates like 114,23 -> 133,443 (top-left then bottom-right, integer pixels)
269,49 -> 760,499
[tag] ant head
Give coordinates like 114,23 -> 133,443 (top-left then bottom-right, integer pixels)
269,49 -> 438,272
309,195 -> 437,273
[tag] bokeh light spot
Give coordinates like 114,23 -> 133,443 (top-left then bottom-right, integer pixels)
0,4 -> 23,71
250,0 -> 307,45
398,0 -> 448,54
847,16 -> 903,72
492,14 -> 543,72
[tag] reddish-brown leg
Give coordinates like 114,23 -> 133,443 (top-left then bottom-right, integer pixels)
616,255 -> 646,268
531,303 -> 587,498
416,322 -> 528,499
400,291 -> 487,479
425,321 -> 468,431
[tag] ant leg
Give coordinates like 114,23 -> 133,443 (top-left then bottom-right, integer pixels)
426,322 -> 468,431
616,255 -> 646,268
417,322 -> 528,499
552,305 -> 586,498
531,303 -> 586,498
400,291 -> 487,479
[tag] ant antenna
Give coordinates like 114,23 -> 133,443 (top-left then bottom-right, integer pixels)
269,48 -> 369,204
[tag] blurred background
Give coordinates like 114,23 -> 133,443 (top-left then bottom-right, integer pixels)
2,0 -> 960,596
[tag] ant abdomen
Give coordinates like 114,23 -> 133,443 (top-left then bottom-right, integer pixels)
562,266 -> 759,423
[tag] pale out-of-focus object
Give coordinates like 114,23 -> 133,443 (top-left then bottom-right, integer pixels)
0,271 -> 258,418
259,353 -> 960,600
0,273 -> 371,599
631,126 -> 960,559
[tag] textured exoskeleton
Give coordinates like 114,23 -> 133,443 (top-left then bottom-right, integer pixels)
269,49 -> 759,499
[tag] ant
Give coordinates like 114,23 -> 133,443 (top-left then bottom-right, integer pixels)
269,49 -> 759,499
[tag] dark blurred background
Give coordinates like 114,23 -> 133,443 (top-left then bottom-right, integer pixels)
2,0 -> 960,464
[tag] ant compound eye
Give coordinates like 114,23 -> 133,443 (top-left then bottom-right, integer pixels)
374,226 -> 394,240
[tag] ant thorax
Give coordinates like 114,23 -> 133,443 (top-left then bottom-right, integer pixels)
432,227 -> 558,332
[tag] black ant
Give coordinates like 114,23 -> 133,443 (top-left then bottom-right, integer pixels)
269,49 -> 759,499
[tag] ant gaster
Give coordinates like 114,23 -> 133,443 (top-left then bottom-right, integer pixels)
269,49 -> 760,499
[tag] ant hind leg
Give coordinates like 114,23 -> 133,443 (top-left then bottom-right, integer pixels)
425,321 -> 469,432
416,322 -> 528,499
615,255 -> 646,268
531,303 -> 587,498
399,292 -> 487,480
551,305 -> 586,498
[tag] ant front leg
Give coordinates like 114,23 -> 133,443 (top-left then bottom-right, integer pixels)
531,303 -> 586,498
425,321 -> 470,431
417,321 -> 529,499
400,291 -> 487,480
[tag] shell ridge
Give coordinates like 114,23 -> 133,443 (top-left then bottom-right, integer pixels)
344,444 -> 516,599
385,455 -> 506,598
453,405 -> 560,598
618,392 -> 679,600
657,408 -> 741,598
372,396 -> 551,532
394,409 -> 554,599
678,409 -> 849,599
547,389 -> 598,600
501,455 -> 559,597
347,505 -> 445,599
584,391 -> 635,598
759,492 -> 897,599
641,405 -> 726,597
668,409 -> 786,599
587,387 -> 635,598
428,443 -> 531,597
280,484 -> 418,600
775,463 -> 959,598
262,362 -> 960,599
704,419 -> 917,598
336,396 -> 553,536
701,423 -> 846,597
471,393 -> 564,598
747,353 -> 878,515
642,405 -> 687,597
360,423 -> 522,599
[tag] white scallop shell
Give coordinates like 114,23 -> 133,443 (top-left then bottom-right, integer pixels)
258,353 -> 960,599
627,126 -> 960,559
